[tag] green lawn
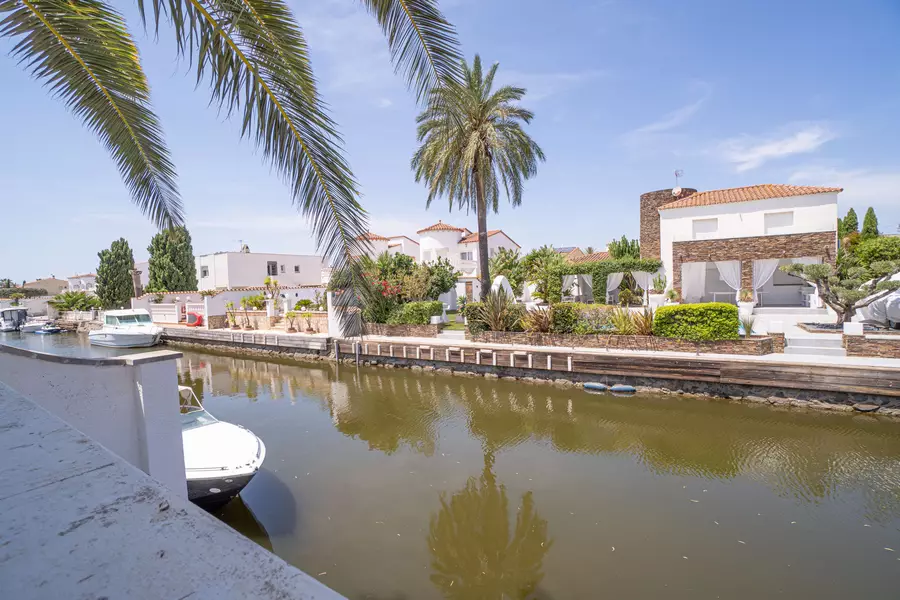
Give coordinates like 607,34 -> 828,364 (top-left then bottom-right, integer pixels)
444,310 -> 466,330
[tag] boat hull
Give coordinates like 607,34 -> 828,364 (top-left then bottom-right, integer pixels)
89,331 -> 161,348
187,471 -> 259,510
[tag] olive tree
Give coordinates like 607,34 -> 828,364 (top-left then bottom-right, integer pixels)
782,261 -> 900,324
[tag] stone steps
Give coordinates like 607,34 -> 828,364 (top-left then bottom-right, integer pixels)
784,334 -> 846,357
437,329 -> 466,341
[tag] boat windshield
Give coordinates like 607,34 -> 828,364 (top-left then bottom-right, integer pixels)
115,313 -> 152,325
180,407 -> 218,431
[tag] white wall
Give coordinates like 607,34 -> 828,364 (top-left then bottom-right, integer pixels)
0,346 -> 187,496
388,237 -> 419,260
197,253 -> 326,291
419,230 -> 460,263
659,193 -> 838,288
67,275 -> 96,293
0,296 -> 52,316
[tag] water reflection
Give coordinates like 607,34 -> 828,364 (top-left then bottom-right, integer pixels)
180,350 -> 900,521
428,453 -> 551,599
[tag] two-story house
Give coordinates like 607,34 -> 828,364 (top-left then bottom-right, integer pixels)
417,221 -> 520,302
195,250 -> 327,291
67,273 -> 97,294
641,184 -> 840,306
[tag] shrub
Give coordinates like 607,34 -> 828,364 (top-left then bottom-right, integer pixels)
386,300 -> 444,325
652,302 -> 740,341
854,236 -> 900,267
285,311 -> 298,330
522,308 -> 551,333
739,315 -> 756,336
608,308 -> 636,334
632,308 -> 654,335
546,258 -> 663,303
242,292 -> 267,310
294,299 -> 314,310
467,292 -> 523,332
463,301 -> 485,334
549,303 -> 579,334
47,291 -> 101,311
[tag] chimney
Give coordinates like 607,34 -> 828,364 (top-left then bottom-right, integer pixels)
639,188 -> 696,259
130,269 -> 143,299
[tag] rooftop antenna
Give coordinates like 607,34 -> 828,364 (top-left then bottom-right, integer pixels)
672,169 -> 684,196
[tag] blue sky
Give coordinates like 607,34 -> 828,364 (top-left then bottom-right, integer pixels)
2,0 -> 899,282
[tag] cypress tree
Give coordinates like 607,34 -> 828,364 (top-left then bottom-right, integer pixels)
861,207 -> 879,239
843,208 -> 859,234
96,238 -> 135,309
147,226 -> 198,292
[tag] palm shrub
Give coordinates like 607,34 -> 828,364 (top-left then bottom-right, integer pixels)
632,308 -> 655,336
412,55 -> 545,300
471,291 -> 523,332
521,308 -> 551,333
294,299 -> 314,310
2,0 -> 462,337
285,311 -> 298,332
48,291 -> 101,312
739,315 -> 756,337
608,308 -> 636,335
9,292 -> 25,306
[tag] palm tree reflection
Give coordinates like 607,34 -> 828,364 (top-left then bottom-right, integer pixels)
428,452 -> 551,599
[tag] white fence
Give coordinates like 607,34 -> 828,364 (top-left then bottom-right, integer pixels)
150,304 -> 179,323
185,302 -> 204,315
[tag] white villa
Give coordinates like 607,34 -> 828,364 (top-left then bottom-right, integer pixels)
67,273 -> 97,293
195,250 -> 327,291
641,184 -> 840,307
357,220 -> 521,306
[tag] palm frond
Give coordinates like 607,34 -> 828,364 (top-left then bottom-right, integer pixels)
1,0 -> 183,228
141,0 -> 372,334
362,0 -> 462,100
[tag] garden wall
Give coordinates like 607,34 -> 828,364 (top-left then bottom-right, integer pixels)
843,333 -> 900,358
364,323 -> 441,337
468,331 -> 775,355
284,311 -> 328,333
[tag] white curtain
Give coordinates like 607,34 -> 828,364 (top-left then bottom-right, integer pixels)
606,272 -> 624,304
681,263 -> 706,303
561,275 -> 577,298
579,275 -> 594,302
751,259 -> 781,303
631,271 -> 654,305
714,260 -> 741,302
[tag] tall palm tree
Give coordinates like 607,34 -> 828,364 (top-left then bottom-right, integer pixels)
412,54 -> 544,300
1,0 -> 461,331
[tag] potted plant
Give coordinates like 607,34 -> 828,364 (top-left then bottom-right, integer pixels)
225,301 -> 240,329
301,311 -> 315,333
665,287 -> 681,305
738,288 -> 755,317
239,297 -> 254,330
648,274 -> 667,309
285,310 -> 298,333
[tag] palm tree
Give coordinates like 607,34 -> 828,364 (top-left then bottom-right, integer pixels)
2,0 -> 461,331
412,55 -> 545,300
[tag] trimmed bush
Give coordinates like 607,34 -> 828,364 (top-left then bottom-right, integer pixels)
463,301 -> 485,333
387,300 -> 443,325
652,302 -> 740,341
549,303 -> 578,333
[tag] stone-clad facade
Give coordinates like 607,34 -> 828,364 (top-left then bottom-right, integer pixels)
671,231 -> 836,290
639,188 -> 696,260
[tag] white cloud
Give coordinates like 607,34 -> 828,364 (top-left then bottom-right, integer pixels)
620,82 -> 711,151
789,166 -> 900,209
376,97 -> 393,109
496,69 -> 606,102
719,123 -> 837,172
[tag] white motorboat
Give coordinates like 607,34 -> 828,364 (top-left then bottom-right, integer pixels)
20,317 -> 50,333
179,386 -> 266,509
0,307 -> 28,332
88,309 -> 163,348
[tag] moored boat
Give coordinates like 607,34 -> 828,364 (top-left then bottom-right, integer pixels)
0,307 -> 28,332
179,386 -> 266,509
88,309 -> 162,348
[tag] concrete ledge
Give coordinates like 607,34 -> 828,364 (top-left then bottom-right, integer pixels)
0,343 -> 182,366
0,382 -> 344,600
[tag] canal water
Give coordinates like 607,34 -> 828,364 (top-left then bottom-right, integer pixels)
4,332 -> 900,598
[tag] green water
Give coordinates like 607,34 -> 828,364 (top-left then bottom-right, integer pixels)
174,348 -> 900,599
4,332 -> 899,597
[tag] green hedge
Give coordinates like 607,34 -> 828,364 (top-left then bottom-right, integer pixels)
546,258 -> 663,304
387,301 -> 443,325
652,302 -> 739,341
462,302 -> 484,333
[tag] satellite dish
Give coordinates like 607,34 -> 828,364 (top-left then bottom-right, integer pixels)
672,186 -> 682,197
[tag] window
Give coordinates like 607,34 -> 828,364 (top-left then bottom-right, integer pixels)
200,266 -> 209,278
692,218 -> 718,240
460,251 -> 473,261
294,265 -> 300,273
267,261 -> 277,276
280,264 -> 285,274
764,211 -> 794,234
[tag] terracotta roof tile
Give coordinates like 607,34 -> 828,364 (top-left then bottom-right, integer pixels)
568,251 -> 610,264
417,220 -> 466,234
659,184 -> 842,211
69,273 -> 96,278
355,232 -> 390,241
459,230 -> 521,248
